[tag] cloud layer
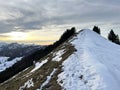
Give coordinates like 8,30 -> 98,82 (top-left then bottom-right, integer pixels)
0,0 -> 120,34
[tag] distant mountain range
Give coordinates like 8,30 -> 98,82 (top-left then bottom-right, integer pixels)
0,42 -> 45,58
0,42 -> 45,72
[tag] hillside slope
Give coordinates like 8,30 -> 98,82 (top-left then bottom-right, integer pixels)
0,29 -> 120,90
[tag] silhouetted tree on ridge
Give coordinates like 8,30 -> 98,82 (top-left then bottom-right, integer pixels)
93,26 -> 101,34
108,30 -> 120,44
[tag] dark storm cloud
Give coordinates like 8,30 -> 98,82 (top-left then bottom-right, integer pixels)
0,0 -> 120,33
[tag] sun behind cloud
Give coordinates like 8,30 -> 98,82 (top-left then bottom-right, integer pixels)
8,32 -> 28,41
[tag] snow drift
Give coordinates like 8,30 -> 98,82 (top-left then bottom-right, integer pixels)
58,29 -> 120,90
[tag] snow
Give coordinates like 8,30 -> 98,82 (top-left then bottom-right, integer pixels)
31,59 -> 48,72
57,29 -> 120,90
0,57 -> 22,72
19,78 -> 34,90
52,49 -> 65,62
0,57 -> 9,64
37,68 -> 57,90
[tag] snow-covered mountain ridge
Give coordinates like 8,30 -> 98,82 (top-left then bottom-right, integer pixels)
58,29 -> 120,90
0,29 -> 120,90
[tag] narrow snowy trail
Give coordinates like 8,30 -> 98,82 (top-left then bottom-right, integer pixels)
57,29 -> 120,90
58,30 -> 105,90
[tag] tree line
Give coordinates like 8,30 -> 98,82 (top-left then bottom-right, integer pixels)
93,26 -> 120,45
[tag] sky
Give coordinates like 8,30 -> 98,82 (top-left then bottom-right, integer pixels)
0,0 -> 120,45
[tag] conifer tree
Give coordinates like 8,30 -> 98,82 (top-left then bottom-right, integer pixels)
108,30 -> 120,44
108,30 -> 116,42
93,26 -> 101,34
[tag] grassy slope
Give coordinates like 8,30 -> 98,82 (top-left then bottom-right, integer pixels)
0,35 -> 76,90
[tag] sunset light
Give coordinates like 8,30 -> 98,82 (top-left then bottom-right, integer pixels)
8,32 -> 28,41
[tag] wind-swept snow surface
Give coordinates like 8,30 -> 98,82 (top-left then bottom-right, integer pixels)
58,29 -> 120,90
